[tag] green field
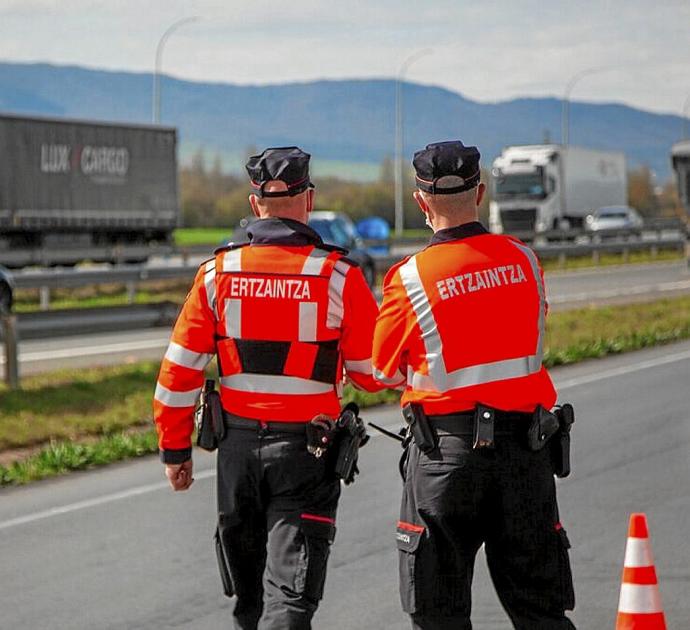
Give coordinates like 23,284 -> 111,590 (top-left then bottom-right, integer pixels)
1,294 -> 690,485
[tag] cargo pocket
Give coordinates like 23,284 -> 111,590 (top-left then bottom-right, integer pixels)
555,523 -> 575,611
396,520 -> 425,614
294,514 -> 336,602
214,526 -> 235,598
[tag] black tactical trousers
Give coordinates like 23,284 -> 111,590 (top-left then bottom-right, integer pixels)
397,431 -> 576,630
216,424 -> 340,630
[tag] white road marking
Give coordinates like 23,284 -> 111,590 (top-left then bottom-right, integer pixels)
1,348 -> 689,531
554,349 -> 690,390
0,469 -> 216,532
0,337 -> 169,365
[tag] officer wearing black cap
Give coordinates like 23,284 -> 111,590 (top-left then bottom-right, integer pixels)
155,146 -> 383,630
373,141 -> 576,629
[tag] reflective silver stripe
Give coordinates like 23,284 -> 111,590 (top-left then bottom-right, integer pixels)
399,256 -> 447,388
301,248 -> 329,275
326,260 -> 351,329
508,240 -> 546,360
164,341 -> 212,371
373,367 -> 405,385
222,249 -> 243,273
220,374 -> 333,395
399,251 -> 544,393
298,302 -> 318,341
345,358 -> 373,375
154,383 -> 201,407
203,259 -> 217,315
225,298 -> 242,338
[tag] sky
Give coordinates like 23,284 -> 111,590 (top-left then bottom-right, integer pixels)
0,0 -> 688,116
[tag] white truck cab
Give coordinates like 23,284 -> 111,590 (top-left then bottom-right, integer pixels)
490,144 -> 627,235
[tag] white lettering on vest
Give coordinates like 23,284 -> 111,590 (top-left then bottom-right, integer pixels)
437,264 -> 529,301
229,276 -> 313,300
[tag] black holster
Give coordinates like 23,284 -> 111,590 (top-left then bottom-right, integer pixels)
552,404 -> 575,478
195,379 -> 225,452
333,403 -> 368,485
402,403 -> 437,453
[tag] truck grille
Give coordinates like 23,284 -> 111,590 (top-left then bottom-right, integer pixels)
500,208 -> 537,234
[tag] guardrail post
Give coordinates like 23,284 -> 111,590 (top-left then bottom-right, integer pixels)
592,249 -> 600,265
622,247 -> 630,264
39,286 -> 50,311
650,245 -> 658,260
558,252 -> 566,269
126,281 -> 137,305
1,314 -> 19,389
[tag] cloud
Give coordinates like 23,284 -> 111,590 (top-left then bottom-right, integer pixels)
0,0 -> 687,114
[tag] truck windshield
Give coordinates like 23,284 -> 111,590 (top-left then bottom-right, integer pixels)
494,173 -> 547,199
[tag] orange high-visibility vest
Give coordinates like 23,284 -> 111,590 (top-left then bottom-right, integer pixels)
154,218 -> 381,462
373,222 -> 556,415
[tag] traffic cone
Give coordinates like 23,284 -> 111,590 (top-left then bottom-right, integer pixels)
616,513 -> 666,629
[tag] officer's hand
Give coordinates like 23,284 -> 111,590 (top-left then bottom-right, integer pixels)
165,459 -> 194,491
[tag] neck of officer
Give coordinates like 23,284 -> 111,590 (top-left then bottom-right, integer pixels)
431,208 -> 479,232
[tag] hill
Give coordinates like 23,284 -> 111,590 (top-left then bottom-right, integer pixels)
0,62 -> 683,179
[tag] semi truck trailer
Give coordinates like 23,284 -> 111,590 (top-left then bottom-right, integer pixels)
671,140 -> 690,217
0,114 -> 178,267
489,144 -> 627,235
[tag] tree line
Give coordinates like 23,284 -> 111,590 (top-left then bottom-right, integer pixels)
180,150 -> 680,229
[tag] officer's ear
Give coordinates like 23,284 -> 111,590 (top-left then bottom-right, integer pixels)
413,190 -> 430,216
475,182 -> 486,207
249,194 -> 261,218
306,188 -> 315,214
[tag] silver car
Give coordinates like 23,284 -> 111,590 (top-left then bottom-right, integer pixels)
585,205 -> 643,238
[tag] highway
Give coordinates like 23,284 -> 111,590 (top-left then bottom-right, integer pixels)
1,340 -> 689,629
3,260 -> 689,376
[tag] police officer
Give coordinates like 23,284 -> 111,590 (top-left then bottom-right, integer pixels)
153,147 -> 382,630
372,141 -> 576,629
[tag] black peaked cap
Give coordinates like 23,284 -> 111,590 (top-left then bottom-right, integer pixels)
245,146 -> 314,198
413,141 -> 481,195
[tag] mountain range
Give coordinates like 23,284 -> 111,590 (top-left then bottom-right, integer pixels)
0,61 -> 684,180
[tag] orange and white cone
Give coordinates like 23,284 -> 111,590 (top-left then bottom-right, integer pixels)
616,513 -> 666,629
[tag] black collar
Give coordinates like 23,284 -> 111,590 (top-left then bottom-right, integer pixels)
247,217 -> 324,247
429,221 -> 489,245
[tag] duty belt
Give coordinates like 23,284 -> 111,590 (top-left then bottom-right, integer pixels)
223,412 -> 308,434
428,411 -> 532,436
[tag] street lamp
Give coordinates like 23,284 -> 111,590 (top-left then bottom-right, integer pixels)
394,48 -> 432,237
561,67 -> 611,146
152,16 -> 200,124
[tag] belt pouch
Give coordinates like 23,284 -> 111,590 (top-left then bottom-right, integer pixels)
527,405 -> 560,451
473,405 -> 495,449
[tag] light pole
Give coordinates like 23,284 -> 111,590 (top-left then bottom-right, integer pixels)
561,67 -> 610,146
394,48 -> 432,237
153,16 -> 200,124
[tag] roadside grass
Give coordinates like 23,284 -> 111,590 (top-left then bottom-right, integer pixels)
174,227 -> 231,247
1,294 -> 689,485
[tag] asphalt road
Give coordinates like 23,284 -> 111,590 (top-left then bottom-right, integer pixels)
3,261 -> 689,377
1,340 -> 689,629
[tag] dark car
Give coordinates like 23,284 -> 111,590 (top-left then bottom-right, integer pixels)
230,211 -> 377,287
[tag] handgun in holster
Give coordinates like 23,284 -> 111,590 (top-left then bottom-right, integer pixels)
195,379 -> 225,452
332,403 -> 368,485
552,403 -> 575,478
402,403 -> 437,453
